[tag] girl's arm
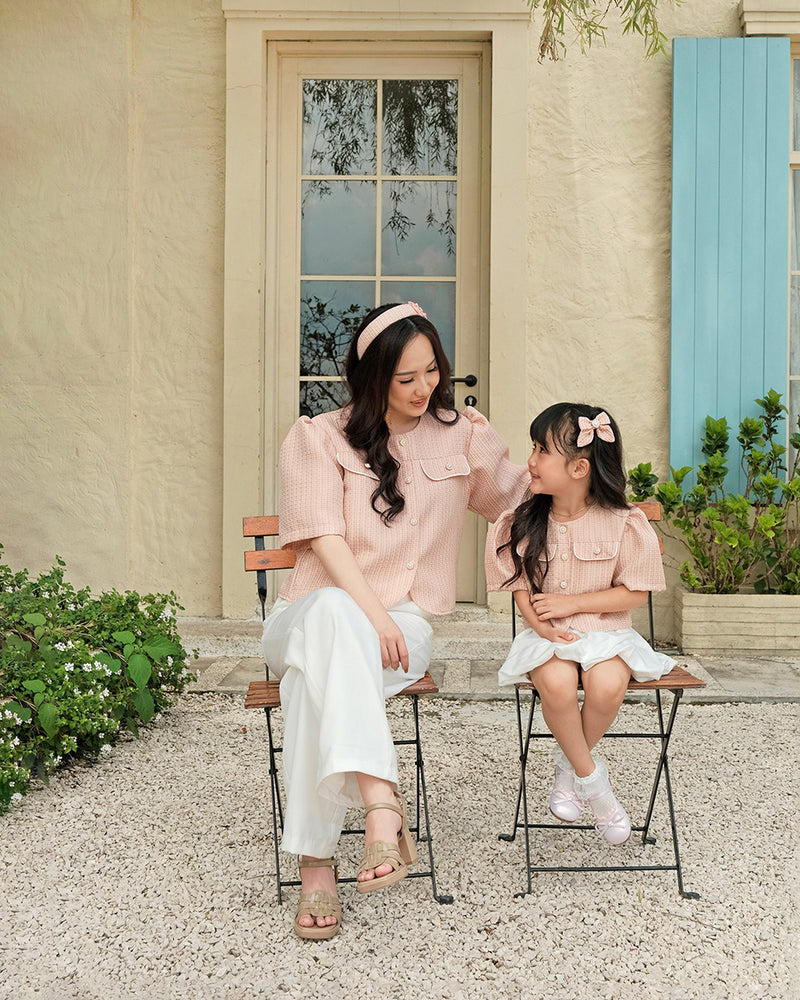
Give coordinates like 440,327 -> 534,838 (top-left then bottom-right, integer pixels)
310,534 -> 410,673
513,590 -> 576,643
531,586 -> 648,622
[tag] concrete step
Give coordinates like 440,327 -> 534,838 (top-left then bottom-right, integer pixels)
178,606 -> 515,661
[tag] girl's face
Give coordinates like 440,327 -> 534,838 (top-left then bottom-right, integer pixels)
385,334 -> 440,432
527,431 -> 583,497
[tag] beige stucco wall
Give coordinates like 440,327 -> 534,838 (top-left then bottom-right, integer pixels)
1,0 -> 226,613
523,1 -> 741,637
1,0 -> 747,628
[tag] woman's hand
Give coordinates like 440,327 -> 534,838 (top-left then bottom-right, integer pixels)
309,534 -> 410,671
367,608 -> 410,673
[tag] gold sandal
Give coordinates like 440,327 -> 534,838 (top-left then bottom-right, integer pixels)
294,857 -> 341,940
357,794 -> 418,894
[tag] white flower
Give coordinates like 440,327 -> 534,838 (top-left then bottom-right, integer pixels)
159,608 -> 174,621
64,662 -> 74,672
54,642 -> 67,652
101,689 -> 110,698
99,744 -> 113,757
10,793 -> 22,805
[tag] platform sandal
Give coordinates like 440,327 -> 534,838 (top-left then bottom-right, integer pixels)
294,857 -> 341,940
357,794 -> 418,894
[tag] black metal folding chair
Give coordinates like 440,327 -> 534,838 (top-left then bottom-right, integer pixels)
498,501 -> 706,898
243,516 -> 453,904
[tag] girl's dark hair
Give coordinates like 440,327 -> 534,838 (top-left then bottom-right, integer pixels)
344,303 -> 457,523
501,402 -> 628,592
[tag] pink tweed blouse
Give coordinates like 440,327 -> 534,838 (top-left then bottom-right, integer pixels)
278,406 -> 529,614
485,504 -> 666,633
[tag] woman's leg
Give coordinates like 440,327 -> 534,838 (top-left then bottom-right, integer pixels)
579,655 -> 630,749
530,657 -> 595,777
261,589 -> 431,914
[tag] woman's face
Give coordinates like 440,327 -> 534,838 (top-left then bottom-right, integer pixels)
385,333 -> 440,432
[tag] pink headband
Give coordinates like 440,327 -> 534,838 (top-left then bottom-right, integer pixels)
577,411 -> 615,447
356,302 -> 428,359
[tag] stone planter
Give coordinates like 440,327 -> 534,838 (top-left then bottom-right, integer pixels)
677,590 -> 800,656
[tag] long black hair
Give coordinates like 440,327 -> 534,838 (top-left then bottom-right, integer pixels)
501,402 -> 628,592
344,304 -> 457,523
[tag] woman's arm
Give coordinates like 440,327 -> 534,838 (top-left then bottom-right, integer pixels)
309,534 -> 410,673
513,590 -> 576,643
531,586 -> 648,622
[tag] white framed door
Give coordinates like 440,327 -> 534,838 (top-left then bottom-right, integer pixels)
266,41 -> 489,601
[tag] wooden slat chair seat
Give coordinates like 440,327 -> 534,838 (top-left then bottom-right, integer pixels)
498,502 -> 706,898
243,516 -> 452,905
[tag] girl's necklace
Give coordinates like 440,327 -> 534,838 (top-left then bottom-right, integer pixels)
550,501 -> 591,522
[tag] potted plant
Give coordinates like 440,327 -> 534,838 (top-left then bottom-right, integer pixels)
628,389 -> 800,655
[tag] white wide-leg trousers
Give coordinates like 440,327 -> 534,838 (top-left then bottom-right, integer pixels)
261,587 -> 433,858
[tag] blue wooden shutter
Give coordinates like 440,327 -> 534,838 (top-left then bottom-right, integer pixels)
670,37 -> 790,484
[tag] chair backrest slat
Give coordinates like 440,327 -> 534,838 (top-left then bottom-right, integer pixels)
244,549 -> 297,572
243,515 -> 280,538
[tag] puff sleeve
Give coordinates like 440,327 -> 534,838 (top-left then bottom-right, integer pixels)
464,408 -> 529,523
612,507 -> 666,592
278,416 -> 346,550
484,508 -> 523,593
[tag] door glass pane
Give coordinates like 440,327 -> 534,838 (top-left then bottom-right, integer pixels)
794,61 -> 800,152
303,80 -> 377,175
301,180 -> 377,275
382,79 -> 458,175
300,380 -> 351,418
382,181 -> 456,276
791,276 -> 800,376
300,280 -> 375,376
382,280 -> 456,364
298,75 -> 460,415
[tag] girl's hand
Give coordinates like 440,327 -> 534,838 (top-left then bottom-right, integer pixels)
531,593 -> 580,621
368,608 -> 410,673
529,618 -> 576,644
513,590 -> 576,643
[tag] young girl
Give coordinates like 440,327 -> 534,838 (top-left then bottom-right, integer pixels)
486,402 -> 675,845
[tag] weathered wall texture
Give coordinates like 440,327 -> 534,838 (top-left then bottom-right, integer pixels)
1,0 -> 226,613
526,0 -> 740,475
1,1 -> 744,624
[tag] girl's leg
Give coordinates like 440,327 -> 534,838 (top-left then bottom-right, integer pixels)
579,656 -> 630,749
531,657 -> 595,776
573,656 -> 632,846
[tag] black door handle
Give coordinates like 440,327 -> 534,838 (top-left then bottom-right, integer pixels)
451,374 -> 477,387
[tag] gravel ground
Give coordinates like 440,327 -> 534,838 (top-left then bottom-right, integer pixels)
1,694 -> 798,1000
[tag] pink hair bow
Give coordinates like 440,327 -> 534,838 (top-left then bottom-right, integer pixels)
576,411 -> 615,447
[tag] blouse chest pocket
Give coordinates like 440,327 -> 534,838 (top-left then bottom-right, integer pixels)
419,454 -> 471,481
336,451 -> 380,482
572,541 -> 619,562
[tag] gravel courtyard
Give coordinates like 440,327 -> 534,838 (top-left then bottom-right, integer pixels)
1,694 -> 798,1000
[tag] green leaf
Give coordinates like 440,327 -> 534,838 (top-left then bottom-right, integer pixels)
22,612 -> 46,627
133,688 -> 155,724
127,653 -> 152,689
4,701 -> 32,722
38,702 -> 60,738
22,679 -> 46,693
143,636 -> 181,661
112,630 -> 136,645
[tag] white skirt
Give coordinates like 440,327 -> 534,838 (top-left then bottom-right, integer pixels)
260,587 -> 433,857
498,626 -> 675,687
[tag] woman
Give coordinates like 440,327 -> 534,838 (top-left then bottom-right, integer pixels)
262,302 -> 528,939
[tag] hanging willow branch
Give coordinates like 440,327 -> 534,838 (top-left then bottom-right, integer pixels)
525,1 -> 679,62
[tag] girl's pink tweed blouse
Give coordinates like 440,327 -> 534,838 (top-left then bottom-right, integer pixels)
485,505 -> 666,633
278,407 -> 529,614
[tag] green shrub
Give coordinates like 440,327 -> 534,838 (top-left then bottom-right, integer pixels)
0,547 -> 197,812
628,389 -> 800,594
